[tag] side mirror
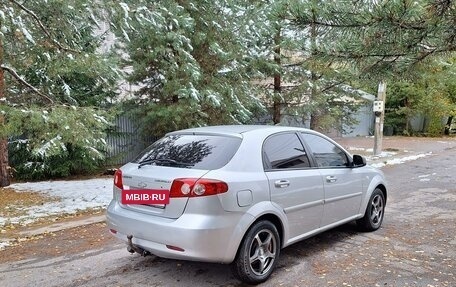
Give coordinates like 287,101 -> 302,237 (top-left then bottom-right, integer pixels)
352,154 -> 366,167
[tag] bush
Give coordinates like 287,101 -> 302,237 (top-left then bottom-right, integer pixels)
2,105 -> 112,180
9,141 -> 106,180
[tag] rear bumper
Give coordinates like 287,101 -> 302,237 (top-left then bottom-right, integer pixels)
106,200 -> 251,263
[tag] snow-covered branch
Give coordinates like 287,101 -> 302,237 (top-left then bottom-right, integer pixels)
8,0 -> 79,53
0,64 -> 54,104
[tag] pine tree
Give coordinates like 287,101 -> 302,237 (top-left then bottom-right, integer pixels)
291,0 -> 455,133
0,0 -> 119,186
298,0 -> 456,74
107,0 -> 266,137
256,0 -> 366,132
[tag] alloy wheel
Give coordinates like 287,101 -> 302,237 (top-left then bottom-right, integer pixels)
248,229 -> 277,276
370,194 -> 384,227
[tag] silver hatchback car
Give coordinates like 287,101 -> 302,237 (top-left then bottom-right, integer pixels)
107,125 -> 387,284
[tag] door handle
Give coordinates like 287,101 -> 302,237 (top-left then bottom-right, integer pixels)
326,176 -> 337,183
274,180 -> 290,188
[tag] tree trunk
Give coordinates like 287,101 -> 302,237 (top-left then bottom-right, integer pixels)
0,116 -> 8,187
273,28 -> 281,125
404,97 -> 410,134
309,66 -> 319,130
0,38 -> 10,187
309,7 -> 319,131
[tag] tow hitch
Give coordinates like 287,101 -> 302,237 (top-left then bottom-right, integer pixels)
127,235 -> 150,257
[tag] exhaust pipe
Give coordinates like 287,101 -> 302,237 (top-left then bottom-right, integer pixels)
127,235 -> 150,257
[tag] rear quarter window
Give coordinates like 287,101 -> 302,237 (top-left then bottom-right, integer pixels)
133,134 -> 242,170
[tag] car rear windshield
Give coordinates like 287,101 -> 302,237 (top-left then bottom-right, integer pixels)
133,134 -> 242,170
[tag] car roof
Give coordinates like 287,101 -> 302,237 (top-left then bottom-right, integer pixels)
167,125 -> 312,137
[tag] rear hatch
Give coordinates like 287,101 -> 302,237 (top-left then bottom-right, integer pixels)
120,164 -> 209,219
118,133 -> 242,219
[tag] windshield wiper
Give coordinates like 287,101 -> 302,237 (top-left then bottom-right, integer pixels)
138,158 -> 194,168
153,158 -> 194,167
137,158 -> 155,168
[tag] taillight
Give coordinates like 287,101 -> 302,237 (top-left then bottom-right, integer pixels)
114,169 -> 123,189
169,178 -> 228,198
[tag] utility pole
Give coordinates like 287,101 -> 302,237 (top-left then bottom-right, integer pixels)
373,81 -> 386,156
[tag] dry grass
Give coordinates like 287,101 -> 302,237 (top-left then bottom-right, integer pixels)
0,188 -> 60,219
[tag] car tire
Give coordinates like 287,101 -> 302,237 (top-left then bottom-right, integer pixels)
357,188 -> 385,231
231,220 -> 280,284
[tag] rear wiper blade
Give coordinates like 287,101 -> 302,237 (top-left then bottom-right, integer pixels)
137,158 -> 155,168
138,158 -> 194,168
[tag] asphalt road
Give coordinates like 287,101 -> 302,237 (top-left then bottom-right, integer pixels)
1,145 -> 455,287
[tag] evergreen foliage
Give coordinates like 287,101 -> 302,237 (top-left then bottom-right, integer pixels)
384,56 -> 456,135
1,0 -> 119,105
293,0 -> 456,75
107,0 -> 266,137
292,0 -> 455,134
260,0 -> 367,132
1,0 -> 455,184
5,106 -> 111,179
0,0 -> 119,181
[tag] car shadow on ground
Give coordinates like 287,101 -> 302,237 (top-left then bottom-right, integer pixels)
105,222 -> 361,287
277,222 -> 360,268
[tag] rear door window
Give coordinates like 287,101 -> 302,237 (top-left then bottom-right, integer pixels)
300,133 -> 349,168
263,133 -> 311,170
134,134 -> 241,170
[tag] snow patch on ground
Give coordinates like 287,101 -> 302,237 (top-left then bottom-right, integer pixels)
1,178 -> 112,227
348,147 -> 366,151
416,173 -> 437,182
0,241 -> 10,250
367,151 -> 398,160
370,153 -> 433,168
